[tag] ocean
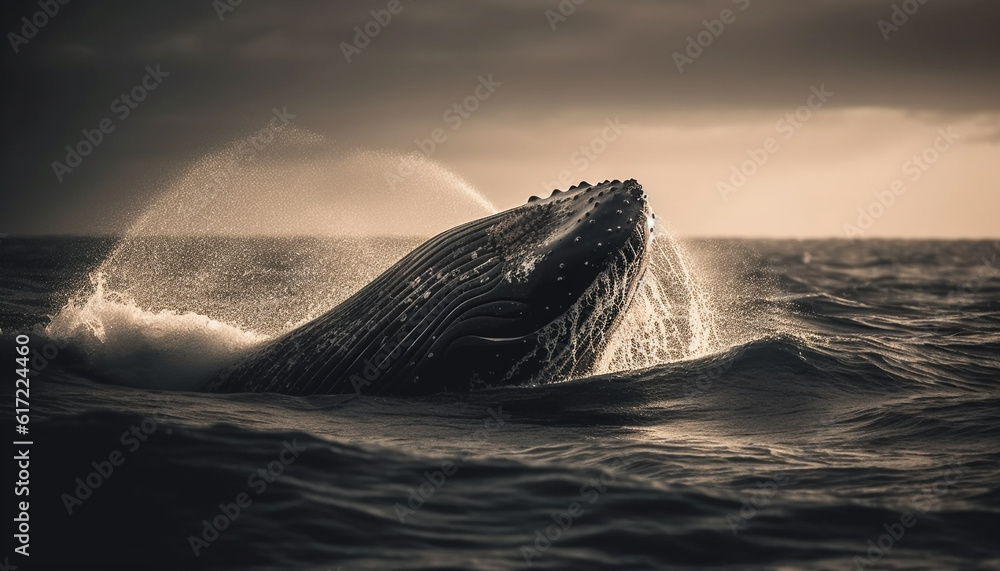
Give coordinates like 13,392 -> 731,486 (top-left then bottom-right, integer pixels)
2,236 -> 998,570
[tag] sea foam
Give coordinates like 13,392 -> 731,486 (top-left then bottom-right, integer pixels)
45,274 -> 267,390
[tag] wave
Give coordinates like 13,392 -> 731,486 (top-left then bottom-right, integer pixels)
44,274 -> 267,390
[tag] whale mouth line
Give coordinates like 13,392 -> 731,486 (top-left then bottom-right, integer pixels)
216,178 -> 654,396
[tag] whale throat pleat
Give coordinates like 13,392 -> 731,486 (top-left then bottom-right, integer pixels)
218,212 -> 510,395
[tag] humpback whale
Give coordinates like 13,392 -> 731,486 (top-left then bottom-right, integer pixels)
214,179 -> 655,395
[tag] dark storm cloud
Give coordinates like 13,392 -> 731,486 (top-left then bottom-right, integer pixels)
2,0 -> 998,233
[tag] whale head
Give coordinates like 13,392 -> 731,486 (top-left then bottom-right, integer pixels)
427,178 -> 655,390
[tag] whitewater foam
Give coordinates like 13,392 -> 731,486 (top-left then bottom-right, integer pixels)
45,274 -> 267,390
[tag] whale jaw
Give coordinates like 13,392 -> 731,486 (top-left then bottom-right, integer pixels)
455,179 -> 654,389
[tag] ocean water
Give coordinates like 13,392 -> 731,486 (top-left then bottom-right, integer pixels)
2,236 -> 999,571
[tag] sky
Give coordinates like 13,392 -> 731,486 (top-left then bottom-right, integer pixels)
2,0 -> 998,238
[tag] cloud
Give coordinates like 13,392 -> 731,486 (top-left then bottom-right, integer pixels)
1,0 -> 998,235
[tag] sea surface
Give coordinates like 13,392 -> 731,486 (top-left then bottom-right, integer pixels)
2,236 -> 999,571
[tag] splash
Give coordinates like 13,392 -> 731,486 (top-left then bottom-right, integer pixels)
402,154 -> 497,215
45,273 -> 266,390
42,117 -> 738,389
45,126 -> 497,388
595,231 -> 723,374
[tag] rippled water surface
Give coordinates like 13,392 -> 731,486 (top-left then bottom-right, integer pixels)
2,237 -> 998,570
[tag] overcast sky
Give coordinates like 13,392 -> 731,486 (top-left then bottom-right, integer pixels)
2,0 -> 998,237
